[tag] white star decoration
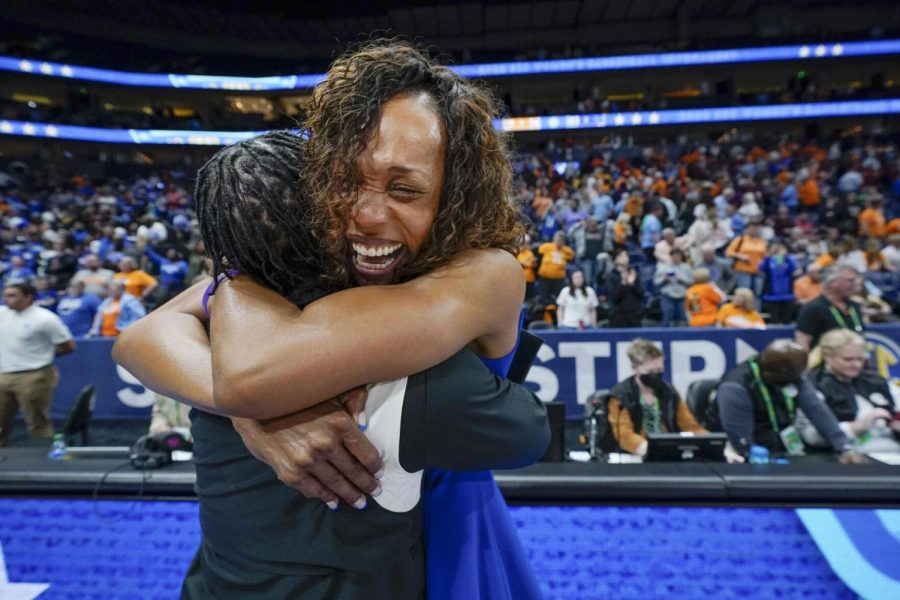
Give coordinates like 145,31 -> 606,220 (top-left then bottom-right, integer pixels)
0,542 -> 50,599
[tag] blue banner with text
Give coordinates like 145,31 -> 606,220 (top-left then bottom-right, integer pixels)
50,325 -> 900,420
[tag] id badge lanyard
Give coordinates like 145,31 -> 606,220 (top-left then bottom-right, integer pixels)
749,360 -> 795,433
828,304 -> 863,333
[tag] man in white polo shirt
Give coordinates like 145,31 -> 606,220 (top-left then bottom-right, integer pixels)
0,281 -> 76,446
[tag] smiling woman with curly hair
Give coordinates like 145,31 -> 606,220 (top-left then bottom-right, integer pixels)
302,40 -> 521,286
114,39 -> 543,599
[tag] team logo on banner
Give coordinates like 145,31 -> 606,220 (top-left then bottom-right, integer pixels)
865,332 -> 900,383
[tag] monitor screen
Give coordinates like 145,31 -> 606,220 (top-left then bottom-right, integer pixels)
645,432 -> 728,462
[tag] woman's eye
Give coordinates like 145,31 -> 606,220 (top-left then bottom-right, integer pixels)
391,187 -> 421,198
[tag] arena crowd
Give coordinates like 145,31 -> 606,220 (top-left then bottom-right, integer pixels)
1,136 -> 899,336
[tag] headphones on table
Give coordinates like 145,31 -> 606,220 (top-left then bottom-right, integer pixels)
130,431 -> 193,469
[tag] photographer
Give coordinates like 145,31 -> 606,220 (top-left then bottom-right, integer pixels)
606,339 -> 706,456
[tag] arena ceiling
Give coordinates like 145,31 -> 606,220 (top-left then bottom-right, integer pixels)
1,0 -> 898,72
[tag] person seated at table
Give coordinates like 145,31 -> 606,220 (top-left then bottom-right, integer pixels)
685,267 -> 726,327
606,339 -> 707,456
149,393 -> 193,436
800,329 -> 900,453
716,287 -> 766,329
705,339 -> 855,457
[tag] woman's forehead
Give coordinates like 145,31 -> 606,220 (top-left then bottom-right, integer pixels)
359,94 -> 446,177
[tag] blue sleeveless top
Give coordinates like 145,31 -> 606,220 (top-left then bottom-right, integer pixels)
423,323 -> 544,600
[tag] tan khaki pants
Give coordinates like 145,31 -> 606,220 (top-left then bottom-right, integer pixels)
0,364 -> 58,446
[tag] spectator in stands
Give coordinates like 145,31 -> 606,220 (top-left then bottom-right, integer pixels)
3,255 -> 34,284
56,280 -> 100,338
759,242 -> 800,324
606,339 -> 707,456
537,231 -> 575,304
612,212 -> 632,251
685,268 -> 726,327
797,169 -> 821,210
516,237 -> 537,299
802,329 -> 900,453
606,249 -> 642,328
112,256 -> 157,305
858,197 -> 886,238
33,277 -> 58,312
654,248 -> 692,327
72,254 -> 114,297
706,339 -> 853,457
862,237 -> 886,272
0,281 -> 75,447
684,204 -> 732,263
737,192 -> 763,222
43,239 -> 78,291
697,244 -> 735,293
88,280 -> 146,337
821,195 -> 851,232
590,186 -> 614,223
144,245 -> 189,305
838,166 -> 864,194
577,217 -> 605,286
639,203 -> 664,261
717,287 -> 766,329
884,234 -> 900,272
793,263 -> 824,305
654,228 -> 685,264
556,269 -> 599,329
795,265 -> 864,350
726,221 -> 767,298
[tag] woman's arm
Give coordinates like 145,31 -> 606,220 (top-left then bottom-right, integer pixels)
212,248 -> 524,419
607,398 -> 646,455
112,279 -> 220,414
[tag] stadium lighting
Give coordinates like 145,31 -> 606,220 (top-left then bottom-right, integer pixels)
0,100 -> 898,145
0,39 -> 898,90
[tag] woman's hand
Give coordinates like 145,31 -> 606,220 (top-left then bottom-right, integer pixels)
724,441 -> 746,464
232,387 -> 384,510
850,407 -> 892,436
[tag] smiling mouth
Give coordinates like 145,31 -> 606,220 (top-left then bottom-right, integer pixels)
349,240 -> 405,282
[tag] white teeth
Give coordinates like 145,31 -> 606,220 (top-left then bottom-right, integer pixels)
352,243 -> 401,257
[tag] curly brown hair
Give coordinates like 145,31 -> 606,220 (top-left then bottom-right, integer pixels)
302,39 -> 522,283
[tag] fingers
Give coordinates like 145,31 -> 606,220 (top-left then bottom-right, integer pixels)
340,423 -> 384,478
310,460 -> 369,509
341,387 -> 369,430
277,470 -> 339,510
329,444 -> 382,498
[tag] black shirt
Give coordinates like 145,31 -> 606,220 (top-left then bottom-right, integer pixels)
183,348 -> 549,600
808,365 -> 894,422
795,295 -> 864,349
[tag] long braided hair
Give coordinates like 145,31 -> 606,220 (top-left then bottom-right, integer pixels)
195,131 -> 347,307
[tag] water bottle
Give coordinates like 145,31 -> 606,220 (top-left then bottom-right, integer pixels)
48,433 -> 68,460
748,445 -> 770,464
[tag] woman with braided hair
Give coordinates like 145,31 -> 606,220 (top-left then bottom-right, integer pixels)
115,41 -> 544,599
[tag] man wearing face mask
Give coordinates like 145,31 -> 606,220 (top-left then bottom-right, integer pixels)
606,339 -> 707,456
706,339 -> 856,458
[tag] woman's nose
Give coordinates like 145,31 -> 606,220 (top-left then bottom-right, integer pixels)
352,191 -> 389,230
